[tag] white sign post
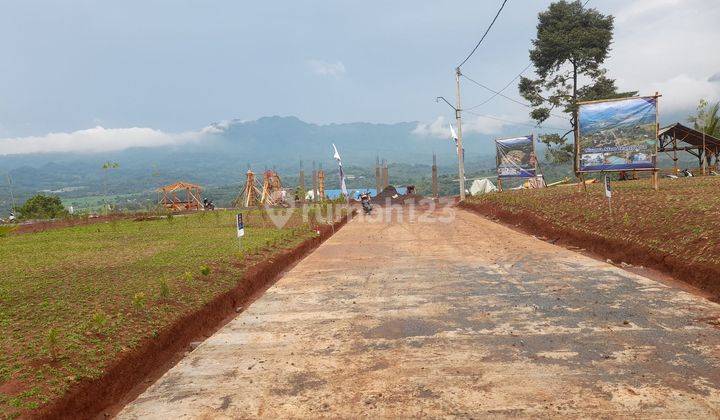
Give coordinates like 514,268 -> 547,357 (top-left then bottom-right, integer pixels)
236,213 -> 245,251
604,175 -> 612,214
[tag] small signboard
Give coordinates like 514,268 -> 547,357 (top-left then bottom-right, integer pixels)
236,213 -> 244,238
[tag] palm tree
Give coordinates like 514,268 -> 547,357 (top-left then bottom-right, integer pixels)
689,100 -> 720,170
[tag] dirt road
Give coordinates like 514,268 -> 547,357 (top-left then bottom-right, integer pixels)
119,207 -> 720,418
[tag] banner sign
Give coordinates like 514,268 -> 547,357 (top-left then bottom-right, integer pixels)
236,213 -> 245,238
578,96 -> 658,172
496,135 -> 537,178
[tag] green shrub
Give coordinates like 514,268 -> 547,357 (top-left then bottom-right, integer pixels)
132,292 -> 147,310
91,311 -> 109,332
46,328 -> 60,359
200,265 -> 211,276
158,279 -> 170,299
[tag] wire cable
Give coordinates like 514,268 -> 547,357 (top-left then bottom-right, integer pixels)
462,1 -> 591,116
462,73 -> 571,121
465,110 -> 566,132
466,63 -> 532,111
457,0 -> 510,68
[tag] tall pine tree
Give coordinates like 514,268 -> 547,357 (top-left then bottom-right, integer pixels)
519,1 -> 636,163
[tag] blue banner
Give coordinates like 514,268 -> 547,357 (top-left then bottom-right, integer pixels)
578,97 -> 657,172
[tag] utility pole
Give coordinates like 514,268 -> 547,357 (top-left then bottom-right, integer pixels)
436,67 -> 466,201
454,67 -> 466,200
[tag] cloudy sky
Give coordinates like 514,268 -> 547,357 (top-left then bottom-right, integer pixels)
0,0 -> 718,153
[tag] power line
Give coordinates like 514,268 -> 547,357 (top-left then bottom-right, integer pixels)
462,73 -> 571,121
457,0 -> 511,68
463,0 -> 592,115
465,110 -> 566,132
466,63 -> 532,111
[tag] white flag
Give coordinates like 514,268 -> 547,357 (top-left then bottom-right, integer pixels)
449,123 -> 460,155
332,143 -> 348,198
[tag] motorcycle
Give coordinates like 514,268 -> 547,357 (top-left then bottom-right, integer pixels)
203,198 -> 215,210
360,192 -> 373,215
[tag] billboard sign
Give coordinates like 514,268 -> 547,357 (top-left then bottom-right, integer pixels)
496,135 -> 537,178
578,96 -> 658,172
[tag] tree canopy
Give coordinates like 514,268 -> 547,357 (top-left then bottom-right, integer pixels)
689,99 -> 720,138
519,0 -> 636,163
18,194 -> 69,220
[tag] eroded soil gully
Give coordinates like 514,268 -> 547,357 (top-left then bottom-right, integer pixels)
460,201 -> 720,301
32,213 -> 355,420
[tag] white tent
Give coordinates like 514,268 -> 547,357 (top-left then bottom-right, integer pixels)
469,178 -> 498,196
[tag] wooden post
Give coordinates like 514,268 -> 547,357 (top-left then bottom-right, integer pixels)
317,170 -> 325,200
702,131 -> 707,176
498,177 -> 503,192
573,107 -> 585,192
375,156 -> 382,196
382,160 -> 389,190
673,134 -> 678,173
431,153 -> 438,199
652,170 -> 659,190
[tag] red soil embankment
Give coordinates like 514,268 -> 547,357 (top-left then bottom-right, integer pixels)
33,212 -> 354,420
460,201 -> 720,300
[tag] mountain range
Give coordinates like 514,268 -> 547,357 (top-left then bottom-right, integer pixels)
0,116 -> 501,207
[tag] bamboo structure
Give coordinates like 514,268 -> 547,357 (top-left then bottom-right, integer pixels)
658,123 -> 720,175
158,181 -> 203,211
234,170 -> 264,208
260,170 -> 282,206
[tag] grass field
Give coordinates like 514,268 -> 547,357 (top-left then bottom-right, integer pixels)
0,209 -> 321,418
466,176 -> 720,282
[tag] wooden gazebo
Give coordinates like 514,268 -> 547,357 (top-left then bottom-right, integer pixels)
658,123 -> 720,174
157,181 -> 203,211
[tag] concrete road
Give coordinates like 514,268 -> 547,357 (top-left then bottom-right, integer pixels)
119,207 -> 720,418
